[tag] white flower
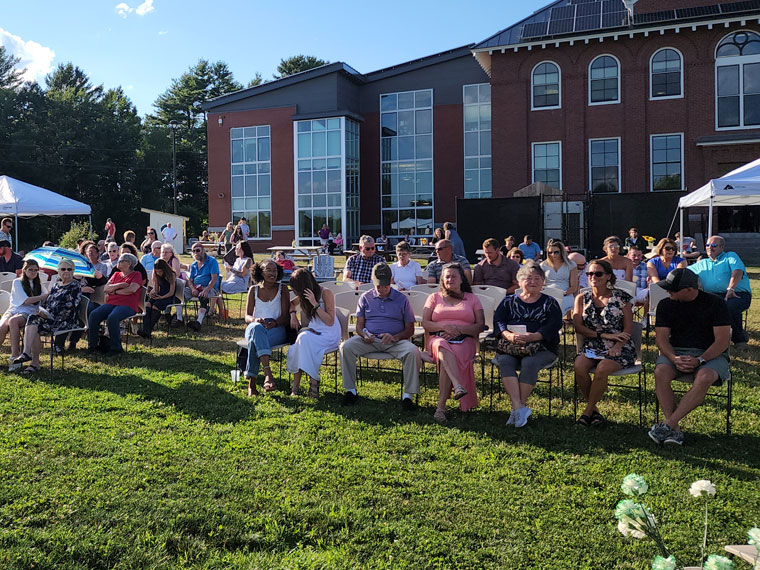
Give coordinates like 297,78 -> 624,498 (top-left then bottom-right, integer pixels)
748,527 -> 760,545
621,473 -> 649,497
618,519 -> 646,539
704,554 -> 734,570
651,555 -> 677,570
689,479 -> 716,497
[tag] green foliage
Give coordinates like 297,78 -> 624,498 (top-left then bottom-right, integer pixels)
247,72 -> 263,88
58,220 -> 96,250
0,46 -> 24,90
275,55 -> 329,78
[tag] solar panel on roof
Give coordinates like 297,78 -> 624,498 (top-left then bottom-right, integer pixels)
675,5 -> 720,18
577,2 -> 601,16
548,4 -> 577,34
521,21 -> 550,39
633,10 -> 675,24
719,0 -> 760,13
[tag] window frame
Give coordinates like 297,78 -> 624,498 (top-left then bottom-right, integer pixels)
531,60 -> 562,111
531,141 -> 562,190
588,136 -> 622,194
649,133 -> 685,192
230,125 -> 272,240
649,47 -> 684,101
588,54 -> 621,106
462,83 -> 492,200
714,30 -> 760,131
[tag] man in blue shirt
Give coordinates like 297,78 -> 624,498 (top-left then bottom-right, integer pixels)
140,241 -> 162,272
690,235 -> 752,346
185,244 -> 219,332
339,263 -> 420,410
518,234 -> 542,261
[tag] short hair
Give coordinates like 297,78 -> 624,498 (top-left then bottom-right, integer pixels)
524,234 -> 532,241
627,244 -> 643,253
78,240 -> 95,255
120,242 -> 138,256
443,221 -> 454,231
123,230 -> 136,242
504,235 -> 516,244
151,240 -> 163,250
161,242 -> 175,255
516,259 -> 546,283
603,235 -> 622,249
482,238 -> 500,250
507,247 -> 524,262
253,259 -> 283,283
57,258 -> 75,271
1,217 -> 12,225
395,241 -> 412,253
588,258 -> 616,286
359,235 -> 375,246
629,227 -> 638,233
654,238 -> 678,255
118,253 -> 138,270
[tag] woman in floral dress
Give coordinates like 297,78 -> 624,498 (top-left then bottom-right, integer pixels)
573,259 -> 635,427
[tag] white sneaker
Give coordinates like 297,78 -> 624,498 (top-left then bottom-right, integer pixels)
506,411 -> 517,426
514,406 -> 532,428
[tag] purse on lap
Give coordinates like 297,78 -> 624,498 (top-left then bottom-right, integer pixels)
495,337 -> 542,357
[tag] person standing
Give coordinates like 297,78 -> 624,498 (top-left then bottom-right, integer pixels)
104,218 -> 116,242
161,222 -> 178,243
0,240 -> 23,276
443,222 -> 466,258
689,235 -> 752,347
238,218 -> 250,240
318,223 -> 331,252
624,227 -> 644,252
0,218 -> 13,248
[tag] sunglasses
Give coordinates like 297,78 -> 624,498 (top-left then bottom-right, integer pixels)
586,271 -> 606,278
706,243 -> 722,248
192,249 -> 203,253
547,251 -> 561,255
663,246 -> 676,251
363,246 -> 375,250
59,268 -> 74,272
435,246 -> 450,252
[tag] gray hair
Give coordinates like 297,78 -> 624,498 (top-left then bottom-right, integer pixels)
516,259 -> 545,283
151,240 -> 163,250
57,258 -> 75,271
359,235 -> 375,246
118,253 -> 138,270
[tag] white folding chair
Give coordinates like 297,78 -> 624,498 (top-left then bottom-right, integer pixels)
0,272 -> 16,282
356,283 -> 375,292
614,280 -> 637,299
471,285 -> 507,307
320,281 -> 356,295
411,283 -> 439,293
0,280 -> 13,294
0,290 -> 11,315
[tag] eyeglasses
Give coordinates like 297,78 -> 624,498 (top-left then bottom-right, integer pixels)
586,271 -> 606,278
663,246 -> 676,252
192,249 -> 203,253
706,243 -> 723,248
362,246 -> 375,251
435,246 -> 450,252
59,268 -> 74,272
606,244 -> 620,249
547,250 -> 561,255
26,268 -> 39,272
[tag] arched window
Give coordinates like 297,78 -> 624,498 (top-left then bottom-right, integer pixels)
716,31 -> 760,128
532,61 -> 560,109
589,55 -> 620,104
650,48 -> 683,99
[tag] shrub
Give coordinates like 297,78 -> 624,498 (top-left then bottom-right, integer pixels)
58,220 -> 97,251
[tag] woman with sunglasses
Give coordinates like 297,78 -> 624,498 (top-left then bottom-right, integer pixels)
139,228 -> 157,255
573,259 -> 635,427
540,239 -> 578,314
600,236 -> 633,282
646,238 -> 687,283
12,258 -> 83,373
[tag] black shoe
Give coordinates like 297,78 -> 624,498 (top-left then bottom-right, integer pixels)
341,391 -> 359,406
170,319 -> 184,329
188,320 -> 201,332
401,397 -> 417,411
86,346 -> 98,354
105,349 -> 124,357
136,329 -> 150,338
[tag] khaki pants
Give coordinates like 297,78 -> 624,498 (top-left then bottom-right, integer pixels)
339,335 -> 420,394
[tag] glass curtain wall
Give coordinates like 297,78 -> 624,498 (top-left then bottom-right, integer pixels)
230,126 -> 271,238
380,89 -> 434,239
463,84 -> 492,198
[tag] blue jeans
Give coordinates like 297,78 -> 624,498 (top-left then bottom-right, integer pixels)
244,322 -> 286,378
88,304 -> 136,352
726,291 -> 752,343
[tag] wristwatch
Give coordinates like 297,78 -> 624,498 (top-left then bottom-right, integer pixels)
697,357 -> 707,366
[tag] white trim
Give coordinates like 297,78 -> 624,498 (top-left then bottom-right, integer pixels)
649,132 -> 685,192
530,60 -> 562,111
714,30 -> 760,130
588,136 -> 621,194
696,137 -> 760,146
588,54 -> 621,106
649,47 -> 684,100
531,141 -> 562,190
292,123 -> 299,245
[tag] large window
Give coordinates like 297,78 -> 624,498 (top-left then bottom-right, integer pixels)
230,126 -> 271,238
295,117 -> 360,246
532,142 -> 561,189
651,48 -> 683,99
651,134 -> 683,191
589,138 -> 620,193
463,84 -> 492,199
532,61 -> 561,109
380,89 -> 434,238
589,55 -> 620,105
716,31 -> 760,129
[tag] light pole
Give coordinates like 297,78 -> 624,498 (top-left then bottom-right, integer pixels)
169,119 -> 179,214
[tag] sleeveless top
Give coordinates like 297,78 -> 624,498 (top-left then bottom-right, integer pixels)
252,285 -> 282,320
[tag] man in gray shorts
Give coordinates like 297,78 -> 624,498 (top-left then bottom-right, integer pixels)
648,268 -> 731,446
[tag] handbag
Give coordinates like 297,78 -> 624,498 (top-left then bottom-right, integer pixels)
496,337 -> 542,357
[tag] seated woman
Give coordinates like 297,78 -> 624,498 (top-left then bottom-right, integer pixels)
573,259 -> 635,427
64,242 -> 110,351
160,242 -> 186,278
500,235 -> 517,257
286,268 -> 341,398
12,258 -> 82,373
120,242 -> 148,285
600,236 -> 633,282
647,238 -> 687,283
2,260 -> 47,369
540,238 -> 578,315
215,241 -> 253,317
244,260 -> 291,396
422,263 -> 485,424
138,259 -> 176,338
274,251 -> 296,273
87,253 -> 143,355
494,261 -> 563,427
139,228 -> 158,255
507,247 -> 525,265
391,241 -> 424,291
333,233 -> 344,253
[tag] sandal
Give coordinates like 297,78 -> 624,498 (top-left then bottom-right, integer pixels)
590,410 -> 607,428
21,365 -> 40,375
290,388 -> 302,396
262,367 -> 275,392
246,378 -> 259,397
11,352 -> 31,365
577,414 -> 592,427
308,378 -> 320,399
433,409 -> 448,424
453,385 -> 468,400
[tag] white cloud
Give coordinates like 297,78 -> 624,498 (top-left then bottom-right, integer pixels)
0,28 -> 55,83
115,3 -> 132,18
158,30 -> 168,36
135,0 -> 155,16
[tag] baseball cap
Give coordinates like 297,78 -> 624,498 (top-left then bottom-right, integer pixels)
659,268 -> 700,292
0,240 -> 10,248
371,263 -> 392,286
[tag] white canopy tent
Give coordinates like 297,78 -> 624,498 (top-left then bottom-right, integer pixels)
0,175 -> 92,246
677,157 -> 760,247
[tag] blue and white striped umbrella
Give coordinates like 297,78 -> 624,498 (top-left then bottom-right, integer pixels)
25,246 -> 96,278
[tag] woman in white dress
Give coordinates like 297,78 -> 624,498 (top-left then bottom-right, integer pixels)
540,238 -> 578,314
1,260 -> 48,368
286,268 -> 341,398
390,241 -> 424,290
216,241 -> 253,317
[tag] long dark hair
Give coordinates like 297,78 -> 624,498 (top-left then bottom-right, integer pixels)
588,258 -> 616,286
439,263 -> 472,299
21,259 -> 42,297
289,268 -> 322,321
239,241 -> 253,259
253,259 -> 283,284
152,259 -> 176,290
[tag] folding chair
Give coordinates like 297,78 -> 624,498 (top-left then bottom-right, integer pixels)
320,281 -> 357,295
0,272 -> 16,282
165,278 -> 187,334
614,280 -> 637,298
410,284 -> 439,293
573,322 -> 646,425
121,286 -> 148,351
0,290 -> 10,314
0,280 -> 13,294
357,283 -> 375,292
47,298 -> 89,377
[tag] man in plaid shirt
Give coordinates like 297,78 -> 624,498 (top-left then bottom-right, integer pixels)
343,235 -> 386,285
627,245 -> 649,306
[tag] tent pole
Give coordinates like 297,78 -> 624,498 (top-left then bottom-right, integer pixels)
708,191 -> 714,239
679,208 -> 684,256
89,215 -> 93,239
14,214 -> 18,251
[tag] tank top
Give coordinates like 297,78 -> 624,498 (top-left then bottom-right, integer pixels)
252,285 -> 282,320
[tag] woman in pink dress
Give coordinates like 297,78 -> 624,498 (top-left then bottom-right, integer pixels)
423,263 -> 485,423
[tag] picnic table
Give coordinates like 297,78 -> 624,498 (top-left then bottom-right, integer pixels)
267,245 -> 323,264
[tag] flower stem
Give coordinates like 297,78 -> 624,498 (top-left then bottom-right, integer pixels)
701,499 -> 709,569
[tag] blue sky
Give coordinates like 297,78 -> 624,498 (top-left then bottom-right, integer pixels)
1,0 -> 548,116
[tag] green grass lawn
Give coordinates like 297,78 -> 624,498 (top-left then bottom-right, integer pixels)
0,262 -> 758,569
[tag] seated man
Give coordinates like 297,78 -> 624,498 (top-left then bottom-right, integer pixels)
343,235 -> 386,285
674,232 -> 699,260
183,243 -> 219,332
425,239 -> 472,284
690,235 -> 752,346
518,234 -> 542,261
626,245 -> 649,306
473,238 -> 519,293
339,263 -> 419,410
648,268 -> 731,446
568,252 -> 587,289
0,240 -> 23,276
140,240 -> 162,273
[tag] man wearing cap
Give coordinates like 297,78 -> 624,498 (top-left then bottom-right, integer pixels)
339,263 -> 420,410
689,235 -> 752,346
0,240 -> 23,276
648,268 -> 731,446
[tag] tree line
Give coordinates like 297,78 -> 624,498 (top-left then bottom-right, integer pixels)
0,47 -> 326,250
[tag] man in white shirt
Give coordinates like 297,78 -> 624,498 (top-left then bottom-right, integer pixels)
161,222 -> 178,243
